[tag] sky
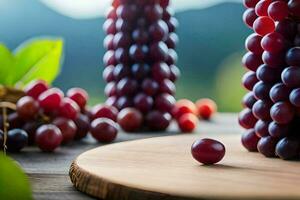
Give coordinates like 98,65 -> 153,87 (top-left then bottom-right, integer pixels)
40,0 -> 241,19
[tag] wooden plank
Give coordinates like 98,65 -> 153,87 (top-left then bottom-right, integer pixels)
70,134 -> 300,200
10,114 -> 239,200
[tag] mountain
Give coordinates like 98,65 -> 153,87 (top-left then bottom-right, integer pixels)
0,0 -> 250,110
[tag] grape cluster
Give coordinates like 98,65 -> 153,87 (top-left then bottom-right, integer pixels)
0,80 -> 120,153
103,0 -> 180,131
240,0 -> 300,160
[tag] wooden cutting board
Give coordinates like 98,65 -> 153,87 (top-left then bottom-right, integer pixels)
69,134 -> 300,200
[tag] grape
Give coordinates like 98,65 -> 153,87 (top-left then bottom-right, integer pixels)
53,117 -> 77,144
268,1 -> 289,21
241,129 -> 260,152
133,93 -> 153,113
261,32 -> 286,53
8,113 -> 24,129
38,88 -> 64,113
115,48 -> 131,64
159,79 -> 175,95
262,51 -> 286,68
166,49 -> 178,65
131,63 -> 150,80
113,32 -> 131,49
73,114 -> 90,140
104,35 -> 114,50
286,47 -> 300,66
242,71 -> 259,90
132,28 -> 149,44
275,19 -> 297,40
59,98 -> 80,120
24,80 -> 49,99
238,108 -> 258,129
113,64 -> 130,81
104,82 -> 117,97
116,4 -> 137,20
275,137 -> 300,160
149,41 -> 169,61
242,52 -> 263,71
269,83 -> 291,103
105,7 -> 117,19
35,125 -> 63,152
116,96 -> 133,110
270,102 -> 295,124
91,104 -> 118,121
146,111 -> 171,131
103,50 -> 116,66
144,5 -> 163,23
90,118 -> 118,143
253,16 -> 275,36
242,92 -> 257,108
16,96 -> 39,120
252,100 -> 272,120
129,44 -> 149,62
245,33 -> 263,54
167,17 -> 179,32
191,138 -> 225,165
23,121 -> 40,145
154,93 -> 176,113
243,0 -> 260,8
243,8 -> 258,28
268,121 -> 289,138
253,81 -> 272,100
257,136 -> 278,157
165,33 -> 179,49
149,20 -> 169,42
255,0 -> 272,16
103,19 -> 117,35
254,120 -> 270,138
151,62 -> 170,82
169,65 -> 180,82
116,18 -> 133,33
160,0 -> 170,8
6,129 -> 28,152
256,64 -> 281,83
67,88 -> 89,110
105,96 -> 118,107
117,78 -> 138,96
142,78 -> 159,96
117,108 -> 143,132
289,88 -> 300,107
103,65 -> 115,83
288,0 -> 300,18
281,67 -> 300,87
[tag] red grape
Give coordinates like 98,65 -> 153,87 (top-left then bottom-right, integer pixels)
25,80 -> 49,99
90,118 -> 118,143
16,96 -> 39,120
53,117 -> 77,144
35,125 -> 63,152
117,108 -> 143,132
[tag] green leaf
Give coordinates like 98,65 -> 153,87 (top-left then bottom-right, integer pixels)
0,154 -> 33,200
0,44 -> 14,86
12,38 -> 64,87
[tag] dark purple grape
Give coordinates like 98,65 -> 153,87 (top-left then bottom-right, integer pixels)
242,52 -> 263,71
269,83 -> 291,103
245,33 -> 263,54
281,66 -> 300,87
116,78 -> 138,96
290,88 -> 300,107
116,4 -> 137,20
254,120 -> 270,138
166,17 -> 179,32
242,71 -> 259,90
129,44 -> 149,62
252,100 -> 272,120
243,8 -> 258,28
257,136 -> 278,157
286,47 -> 300,66
113,32 -> 131,49
117,96 -> 133,110
275,137 -> 300,160
261,32 -> 286,53
103,50 -> 116,66
242,92 -> 257,108
253,81 -> 272,100
104,82 -> 117,97
146,111 -> 171,131
154,93 -> 175,113
105,96 -> 118,107
149,20 -> 169,42
142,78 -> 159,96
159,79 -> 175,95
149,42 -> 169,61
7,129 -> 28,152
144,5 -> 163,23
116,18 -> 133,33
103,65 -> 115,83
166,49 -> 178,65
288,0 -> 300,18
238,108 -> 258,129
8,113 -> 24,130
275,19 -> 297,40
23,121 -> 39,145
268,121 -> 289,138
115,48 -> 131,64
74,114 -> 90,140
133,93 -> 153,113
132,28 -> 149,44
270,102 -> 295,124
113,64 -> 130,81
165,33 -> 179,49
131,63 -> 150,80
256,64 -> 281,83
241,129 -> 260,152
104,34 -> 114,50
151,62 -> 170,82
262,51 -> 286,68
169,65 -> 180,82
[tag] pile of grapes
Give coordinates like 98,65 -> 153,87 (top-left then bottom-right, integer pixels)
0,80 -> 124,152
102,0 -> 180,131
240,0 -> 300,160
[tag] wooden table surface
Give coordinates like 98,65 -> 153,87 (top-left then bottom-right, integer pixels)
10,114 -> 241,200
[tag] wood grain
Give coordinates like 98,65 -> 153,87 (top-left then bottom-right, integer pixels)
70,134 -> 300,200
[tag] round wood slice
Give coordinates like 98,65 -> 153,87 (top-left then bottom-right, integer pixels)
70,134 -> 300,200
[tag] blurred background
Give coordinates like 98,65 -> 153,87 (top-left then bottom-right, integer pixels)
0,0 -> 251,112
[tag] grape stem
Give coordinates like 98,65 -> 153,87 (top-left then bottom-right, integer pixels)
0,102 -> 16,154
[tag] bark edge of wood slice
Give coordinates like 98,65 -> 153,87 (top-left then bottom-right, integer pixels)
69,134 -> 300,200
